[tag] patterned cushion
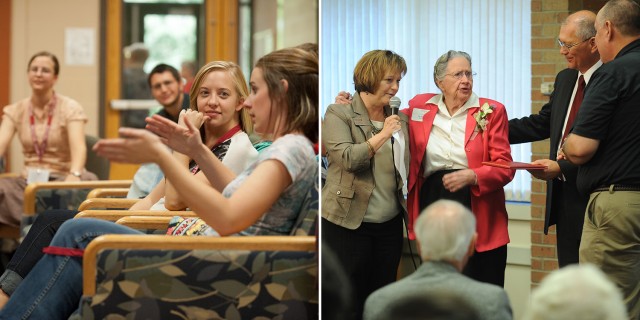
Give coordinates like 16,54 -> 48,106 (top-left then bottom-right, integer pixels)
79,248 -> 318,320
289,170 -> 318,236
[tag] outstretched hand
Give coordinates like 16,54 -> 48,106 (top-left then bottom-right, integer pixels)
146,114 -> 203,156
93,127 -> 168,164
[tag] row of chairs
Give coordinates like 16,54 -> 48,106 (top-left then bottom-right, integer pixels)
1,163 -> 318,319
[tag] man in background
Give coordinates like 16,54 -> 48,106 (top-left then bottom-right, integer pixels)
508,10 -> 601,267
127,63 -> 190,199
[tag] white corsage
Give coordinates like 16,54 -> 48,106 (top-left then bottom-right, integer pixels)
474,103 -> 495,132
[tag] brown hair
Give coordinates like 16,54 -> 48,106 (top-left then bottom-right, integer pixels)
254,47 -> 318,142
189,61 -> 253,134
353,50 -> 407,94
27,51 -> 60,76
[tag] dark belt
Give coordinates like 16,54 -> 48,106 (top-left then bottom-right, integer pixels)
592,184 -> 640,193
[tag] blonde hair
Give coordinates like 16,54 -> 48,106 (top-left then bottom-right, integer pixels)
189,61 -> 253,134
254,47 -> 318,142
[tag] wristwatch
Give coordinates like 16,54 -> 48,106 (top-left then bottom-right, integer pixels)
70,171 -> 82,177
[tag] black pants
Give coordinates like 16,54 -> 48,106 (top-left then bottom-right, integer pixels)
7,210 -> 77,279
419,170 -> 507,287
322,214 -> 403,320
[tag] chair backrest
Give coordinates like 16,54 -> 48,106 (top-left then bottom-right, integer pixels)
85,135 -> 110,180
290,168 -> 319,236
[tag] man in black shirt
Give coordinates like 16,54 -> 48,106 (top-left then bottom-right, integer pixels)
148,64 -> 190,123
562,0 -> 640,318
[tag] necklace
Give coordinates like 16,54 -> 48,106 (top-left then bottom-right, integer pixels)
369,108 -> 388,136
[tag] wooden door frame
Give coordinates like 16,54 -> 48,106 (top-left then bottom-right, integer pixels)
102,0 -> 238,179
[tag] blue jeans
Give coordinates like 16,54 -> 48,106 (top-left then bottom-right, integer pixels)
0,218 -> 142,320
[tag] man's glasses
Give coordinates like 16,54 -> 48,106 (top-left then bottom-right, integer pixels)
557,38 -> 591,50
447,71 -> 476,80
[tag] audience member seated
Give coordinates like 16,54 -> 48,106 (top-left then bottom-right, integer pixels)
522,264 -> 627,320
0,60 -> 257,310
0,46 -> 317,319
384,291 -> 480,320
363,199 -> 512,320
322,245 -> 353,320
0,51 -> 97,230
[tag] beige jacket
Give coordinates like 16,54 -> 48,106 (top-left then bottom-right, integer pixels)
322,93 -> 410,229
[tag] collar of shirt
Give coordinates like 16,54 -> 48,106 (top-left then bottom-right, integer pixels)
422,92 -> 478,177
427,92 -> 480,117
582,60 -> 603,84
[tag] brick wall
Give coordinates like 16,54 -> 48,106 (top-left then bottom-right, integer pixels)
529,0 -> 606,287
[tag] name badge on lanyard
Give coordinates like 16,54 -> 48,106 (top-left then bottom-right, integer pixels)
27,93 -> 56,183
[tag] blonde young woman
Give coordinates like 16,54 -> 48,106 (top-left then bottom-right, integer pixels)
0,47 -> 318,319
0,60 -> 258,312
0,51 -> 96,228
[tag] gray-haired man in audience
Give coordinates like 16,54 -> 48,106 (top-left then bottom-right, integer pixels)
523,264 -> 627,320
363,199 -> 512,320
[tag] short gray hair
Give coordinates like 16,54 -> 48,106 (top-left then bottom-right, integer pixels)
414,200 -> 476,262
433,50 -> 472,88
523,264 -> 627,320
599,0 -> 640,36
564,11 -> 597,40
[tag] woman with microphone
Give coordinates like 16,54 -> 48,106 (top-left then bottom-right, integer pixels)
322,49 -> 410,319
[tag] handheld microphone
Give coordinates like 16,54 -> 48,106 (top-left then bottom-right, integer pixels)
390,96 -> 401,115
389,97 -> 401,145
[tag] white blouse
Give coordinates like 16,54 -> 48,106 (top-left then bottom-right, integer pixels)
423,93 -> 480,177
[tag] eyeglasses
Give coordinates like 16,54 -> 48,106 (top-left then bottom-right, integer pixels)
447,71 -> 476,80
557,38 -> 591,50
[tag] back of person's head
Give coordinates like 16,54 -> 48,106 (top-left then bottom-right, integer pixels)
295,42 -> 319,58
124,42 -> 149,63
147,63 -> 181,87
321,244 -> 353,320
414,200 -> 476,262
254,47 -> 318,142
599,0 -> 640,37
353,50 -> 407,94
188,61 -> 253,134
523,264 -> 627,320
28,51 -> 60,76
386,291 -> 480,320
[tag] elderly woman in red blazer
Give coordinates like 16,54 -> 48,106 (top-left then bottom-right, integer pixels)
406,50 -> 514,287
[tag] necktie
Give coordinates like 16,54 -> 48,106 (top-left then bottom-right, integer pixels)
562,75 -> 585,143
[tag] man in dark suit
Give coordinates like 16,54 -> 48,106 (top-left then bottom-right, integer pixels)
508,10 -> 601,267
363,200 -> 512,320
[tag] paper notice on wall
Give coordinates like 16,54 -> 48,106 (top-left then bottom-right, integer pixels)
65,28 -> 95,65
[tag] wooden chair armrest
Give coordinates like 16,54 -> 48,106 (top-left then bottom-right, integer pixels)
0,225 -> 20,239
115,216 -> 173,230
75,210 -> 196,222
23,180 -> 133,215
86,188 -> 130,199
77,198 -> 140,211
83,235 -> 316,295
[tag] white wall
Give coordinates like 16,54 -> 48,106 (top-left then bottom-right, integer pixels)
505,202 -> 532,320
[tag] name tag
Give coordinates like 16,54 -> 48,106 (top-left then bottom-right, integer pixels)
411,109 -> 429,122
27,167 -> 50,184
